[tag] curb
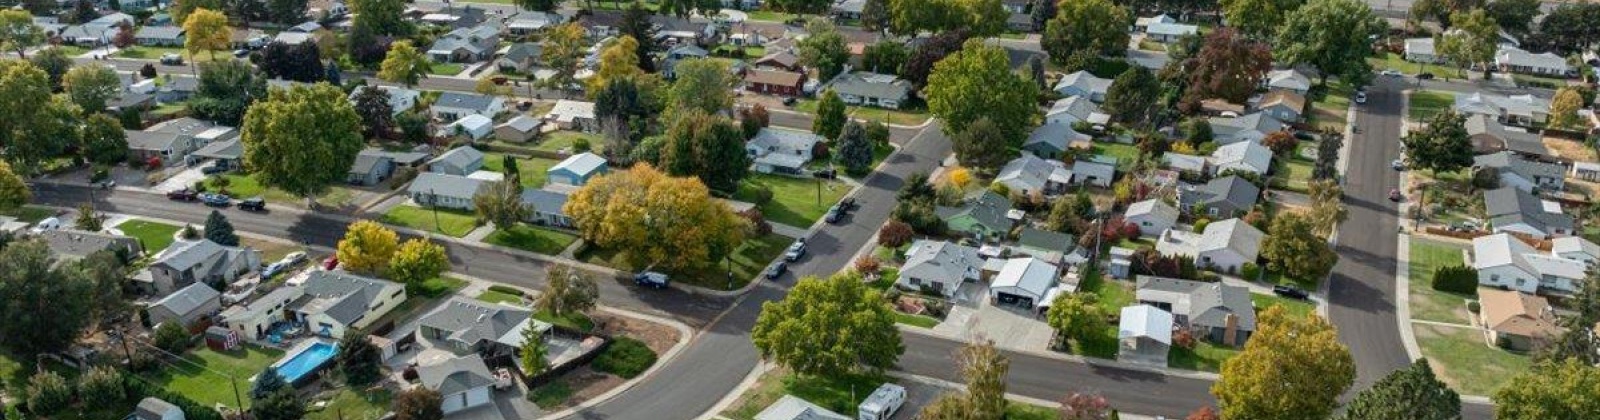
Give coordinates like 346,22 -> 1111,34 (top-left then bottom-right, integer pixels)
1395,234 -> 1424,362
888,372 -> 1167,420
896,327 -> 1222,382
534,306 -> 696,420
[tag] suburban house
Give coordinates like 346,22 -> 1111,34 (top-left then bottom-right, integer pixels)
439,114 -> 494,140
989,257 -> 1060,308
1125,199 -> 1180,237
825,72 -> 914,109
409,173 -> 490,210
1474,151 -> 1565,193
192,138 -> 243,170
1163,152 -> 1208,174
830,0 -> 866,20
1016,227 -> 1076,260
1117,305 -> 1173,367
1472,233 -> 1597,294
427,24 -> 501,63
1575,161 -> 1600,181
744,69 -> 806,96
220,285 -> 306,341
1455,92 -> 1550,127
131,397 -> 184,420
348,85 -> 420,116
507,12 -> 562,36
135,240 -> 262,296
1484,186 -> 1574,238
1208,113 -> 1284,145
1024,121 -> 1092,159
755,395 -> 850,420
1178,175 -> 1260,218
40,229 -> 141,261
662,44 -> 710,79
290,271 -> 407,338
1208,140 -> 1274,176
417,297 -> 550,358
496,42 -> 544,73
1045,95 -> 1103,125
1478,288 -> 1562,351
1145,22 -> 1199,43
547,152 -> 609,187
1404,38 -> 1444,63
1494,46 -> 1572,76
1553,236 -> 1600,264
1154,218 -> 1265,273
134,25 -> 184,46
347,149 -> 428,186
147,282 -> 221,328
273,32 -> 315,45
1256,91 -> 1306,122
417,355 -> 498,414
937,191 -> 1016,240
495,115 -> 541,142
996,154 -> 1073,196
232,27 -> 269,49
753,51 -> 803,72
1199,99 -> 1246,117
1263,69 -> 1312,95
747,127 -> 822,175
1052,71 -> 1112,102
1132,14 -> 1176,31
432,92 -> 505,121
428,146 -> 486,176
541,100 -> 598,132
416,5 -> 489,29
1136,276 -> 1257,347
898,240 -> 983,297
1070,157 -> 1117,188
520,188 -> 574,227
1465,114 -> 1550,157
126,118 -> 235,165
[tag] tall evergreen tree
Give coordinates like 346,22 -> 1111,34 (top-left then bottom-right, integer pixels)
619,2 -> 659,73
1339,359 -> 1460,420
336,331 -> 384,386
837,122 -> 872,174
203,210 -> 238,246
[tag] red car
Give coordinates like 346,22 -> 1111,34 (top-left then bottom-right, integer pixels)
166,189 -> 198,201
322,256 -> 339,271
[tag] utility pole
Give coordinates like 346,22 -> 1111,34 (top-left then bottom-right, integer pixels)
429,188 -> 442,234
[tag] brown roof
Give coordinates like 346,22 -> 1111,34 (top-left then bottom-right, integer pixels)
1479,288 -> 1562,338
1260,91 -> 1307,113
1201,99 -> 1245,114
754,51 -> 800,69
744,69 -> 805,87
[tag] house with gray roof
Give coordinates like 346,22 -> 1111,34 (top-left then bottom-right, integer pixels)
1136,276 -> 1256,347
548,152 -> 608,186
1024,120 -> 1091,159
755,394 -> 850,420
136,239 -> 261,296
1045,95 -> 1101,126
825,72 -> 913,109
1404,37 -> 1443,64
348,152 -> 396,186
1466,114 -> 1550,157
348,85 -> 420,116
1473,232 -> 1596,294
1495,46 -> 1572,76
1016,227 -> 1075,262
495,115 -> 542,142
1208,113 -> 1284,145
541,100 -> 597,132
1263,69 -> 1312,95
662,44 -> 710,79
1485,186 -> 1574,238
192,138 -> 243,170
997,154 -> 1072,196
1208,140 -> 1273,176
1052,71 -> 1112,102
1163,152 -> 1208,174
1125,199 -> 1179,237
427,23 -> 500,63
1456,92 -> 1550,127
747,127 -> 822,175
898,240 -> 982,297
1178,175 -> 1260,218
40,229 -> 141,261
1154,218 -> 1264,274
1071,156 -> 1117,187
937,191 -> 1016,240
417,297 -> 551,356
148,282 -> 221,328
428,146 -> 486,176
830,0 -> 867,19
418,354 -> 497,414
408,172 -> 491,210
289,271 -> 406,338
135,25 -> 184,46
431,91 -> 506,121
1118,304 -> 1173,366
496,42 -> 544,73
507,12 -> 563,36
1145,22 -> 1198,43
521,188 -> 573,228
1474,151 -> 1565,193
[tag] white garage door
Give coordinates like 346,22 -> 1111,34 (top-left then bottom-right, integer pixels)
466,387 -> 492,408
441,393 -> 466,414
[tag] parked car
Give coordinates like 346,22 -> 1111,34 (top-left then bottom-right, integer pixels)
824,205 -> 844,224
1417,72 -> 1435,80
1391,159 -> 1405,171
1354,91 -> 1368,104
634,271 -> 669,289
1388,187 -> 1402,202
281,252 -> 308,267
784,239 -> 806,262
765,261 -> 787,279
200,193 -> 231,207
29,217 -> 61,234
782,97 -> 797,106
1380,70 -> 1402,77
159,53 -> 183,65
322,256 -> 339,270
237,197 -> 266,212
201,165 -> 229,175
839,197 -> 857,211
812,167 -> 836,179
1273,285 -> 1310,300
260,261 -> 288,279
232,49 -> 250,58
167,189 -> 199,201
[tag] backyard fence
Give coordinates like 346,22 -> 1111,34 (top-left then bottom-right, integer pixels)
516,325 -> 613,389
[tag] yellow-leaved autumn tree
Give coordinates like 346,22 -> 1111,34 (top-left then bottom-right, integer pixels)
564,164 -> 746,272
337,220 -> 400,275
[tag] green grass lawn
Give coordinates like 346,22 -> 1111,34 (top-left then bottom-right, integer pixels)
117,46 -> 223,62
1005,403 -> 1065,420
534,131 -> 606,156
485,224 -> 578,255
793,99 -> 931,126
1252,293 -> 1316,318
428,62 -> 464,76
744,9 -> 798,22
2,205 -> 56,223
152,102 -> 188,117
894,312 -> 940,328
380,205 -> 478,237
52,45 -> 89,57
477,289 -> 524,305
1409,90 -> 1455,122
118,219 -> 182,254
1068,268 -> 1131,359
1090,141 -> 1142,170
481,152 -> 560,188
142,346 -> 284,410
722,369 -> 891,420
414,276 -> 468,299
1511,73 -> 1570,89
527,380 -> 575,409
1367,52 -> 1464,78
307,388 -> 393,420
215,173 -> 356,207
733,174 -> 850,227
1308,80 -> 1355,131
1273,148 -> 1316,194
1415,324 -> 1530,396
1409,239 -> 1474,324
533,309 -> 596,332
1168,341 -> 1240,372
577,232 -> 792,290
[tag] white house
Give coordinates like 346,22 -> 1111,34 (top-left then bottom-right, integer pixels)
825,72 -> 913,109
1208,141 -> 1273,176
1045,95 -> 1101,125
431,92 -> 505,121
1145,22 -> 1198,43
1495,46 -> 1572,77
132,397 -> 185,420
439,114 -> 494,140
1404,37 -> 1444,64
898,240 -> 982,297
1070,157 -> 1117,188
1473,233 -> 1598,294
996,154 -> 1073,196
1264,69 -> 1312,95
408,172 -> 490,210
1455,92 -> 1551,127
541,100 -> 598,132
417,354 -> 496,414
1132,14 -> 1176,32
1117,305 -> 1173,367
1155,218 -> 1265,273
547,152 -> 609,186
989,257 -> 1059,308
747,128 -> 822,175
1473,151 -> 1565,193
1052,71 -> 1112,102
348,85 -> 419,115
290,271 -> 407,338
1125,199 -> 1179,237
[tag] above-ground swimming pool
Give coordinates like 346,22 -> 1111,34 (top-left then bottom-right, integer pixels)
271,340 -> 339,385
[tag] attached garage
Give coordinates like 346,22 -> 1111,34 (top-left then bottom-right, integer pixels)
418,354 -> 497,415
989,257 -> 1059,309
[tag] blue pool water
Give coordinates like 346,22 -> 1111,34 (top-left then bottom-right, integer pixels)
273,341 -> 339,384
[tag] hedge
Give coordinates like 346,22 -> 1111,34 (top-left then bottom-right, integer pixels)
488,284 -> 525,297
1431,264 -> 1479,295
592,337 -> 656,379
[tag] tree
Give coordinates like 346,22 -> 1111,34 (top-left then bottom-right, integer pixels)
1213,306 -> 1355,420
1551,87 -> 1585,129
862,0 -> 891,32
30,47 -> 71,91
189,59 -> 266,126
389,239 -> 449,292
1031,0 -> 1056,32
252,386 -> 305,420
336,331 -> 383,386
252,367 -> 287,399
337,220 -> 400,275
589,36 -> 646,93
24,371 -> 69,415
0,60 -> 55,172
618,2 -> 658,73
837,122 -> 873,174
77,366 -> 124,408
520,324 -> 549,374
813,89 -> 848,140
172,0 -> 223,25
1274,0 -> 1386,86
659,0 -> 720,19
258,41 -> 324,83
12,95 -> 81,174
352,86 -> 396,139
540,23 -> 588,92
81,114 -> 128,166
1402,111 -> 1474,174
1061,392 -> 1116,420
394,388 -> 444,420
1046,292 -> 1103,350
474,180 -> 527,229
902,29 -> 969,87
1494,358 -> 1600,419
661,110 -> 751,193
1339,359 -> 1459,420
0,161 -> 31,212
1436,9 -> 1498,78
1184,28 -> 1274,105
0,241 -> 93,356
1260,212 -> 1338,280
565,165 -> 746,271
1305,180 -> 1347,238
1042,0 -> 1130,62
60,65 -> 119,114
926,40 -> 1038,143
958,339 -> 1008,419
378,41 -> 430,88
1262,131 -> 1298,156
351,0 -> 411,36
1103,66 -> 1161,127
879,220 -> 914,247
240,83 -> 365,202
1410,0 -> 1483,28
918,393 -> 974,419
751,272 -> 903,377
866,121 -> 891,147
1486,0 -> 1541,35
0,10 -> 42,59
1220,0 -> 1298,40
152,320 -> 192,353
951,117 -> 1010,172
267,0 -> 308,25
666,58 -> 734,116
183,8 -> 231,62
799,20 -> 851,81
861,41 -> 909,75
203,210 -> 239,246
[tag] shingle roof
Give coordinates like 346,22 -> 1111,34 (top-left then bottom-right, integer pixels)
1126,199 -> 1179,222
135,25 -> 184,39
754,51 -> 800,69
1181,175 -> 1260,209
936,191 -> 1014,232
1118,305 -> 1174,344
1484,186 -> 1574,233
435,92 -> 500,112
519,188 -> 569,215
1478,288 -> 1561,338
991,257 -> 1058,298
125,130 -> 183,152
417,354 -> 495,395
428,146 -> 485,170
1052,71 -> 1112,97
550,152 -> 607,177
1209,141 -> 1274,174
408,172 -> 490,199
1474,151 -> 1565,182
997,154 -> 1072,193
349,153 -> 389,175
826,72 -> 912,103
498,115 -> 541,133
745,68 -> 805,87
152,282 -> 220,319
502,42 -> 543,63
1466,114 -> 1548,156
154,240 -> 231,271
1018,227 -> 1074,253
418,297 -> 533,347
293,271 -> 401,325
192,138 -> 242,160
1046,96 -> 1100,123
1025,120 -> 1091,153
1135,275 -> 1257,331
754,395 -> 851,420
901,240 -> 982,283
40,229 -> 138,259
1259,91 -> 1306,114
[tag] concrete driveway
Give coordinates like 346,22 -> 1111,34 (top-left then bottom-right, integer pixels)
152,161 -> 216,193
930,283 -> 1054,352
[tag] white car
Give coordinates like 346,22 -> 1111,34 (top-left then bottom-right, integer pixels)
29,217 -> 60,234
280,251 -> 307,267
1380,70 -> 1403,77
1354,91 -> 1368,104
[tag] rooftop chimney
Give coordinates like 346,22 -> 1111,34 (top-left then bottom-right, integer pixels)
1223,313 -> 1239,348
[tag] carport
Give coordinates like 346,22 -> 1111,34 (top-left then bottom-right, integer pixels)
988,257 -> 1058,309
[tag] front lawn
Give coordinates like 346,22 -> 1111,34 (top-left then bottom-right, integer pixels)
577,232 -> 792,290
1415,324 -> 1530,396
427,62 -> 464,76
119,219 -> 183,254
141,346 -> 284,410
744,9 -> 798,22
533,309 -> 595,332
793,99 -> 931,126
1308,80 -> 1354,131
722,369 -> 892,420
477,289 -> 524,305
117,46 -> 221,62
1366,52 -> 1463,79
534,131 -> 605,155
1409,239 -> 1474,324
413,276 -> 468,299
486,224 -> 578,255
1065,268 -> 1131,359
528,380 -> 575,409
380,205 -> 478,237
1090,141 -> 1142,171
1409,90 -> 1455,122
1168,341 -> 1240,372
214,173 -> 357,207
481,152 -> 559,188
894,312 -> 941,328
733,174 -> 850,227
1271,148 -> 1316,194
2,205 -> 56,223
307,388 -> 392,420
1252,293 -> 1316,319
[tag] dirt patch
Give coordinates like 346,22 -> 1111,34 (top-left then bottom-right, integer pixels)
592,312 -> 680,355
1543,136 -> 1598,162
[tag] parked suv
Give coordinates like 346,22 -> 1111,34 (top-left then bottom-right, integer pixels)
1272,285 -> 1310,300
237,197 -> 266,212
634,271 -> 669,289
784,239 -> 807,262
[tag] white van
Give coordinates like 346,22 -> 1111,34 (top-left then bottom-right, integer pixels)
857,383 -> 906,420
29,217 -> 61,234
